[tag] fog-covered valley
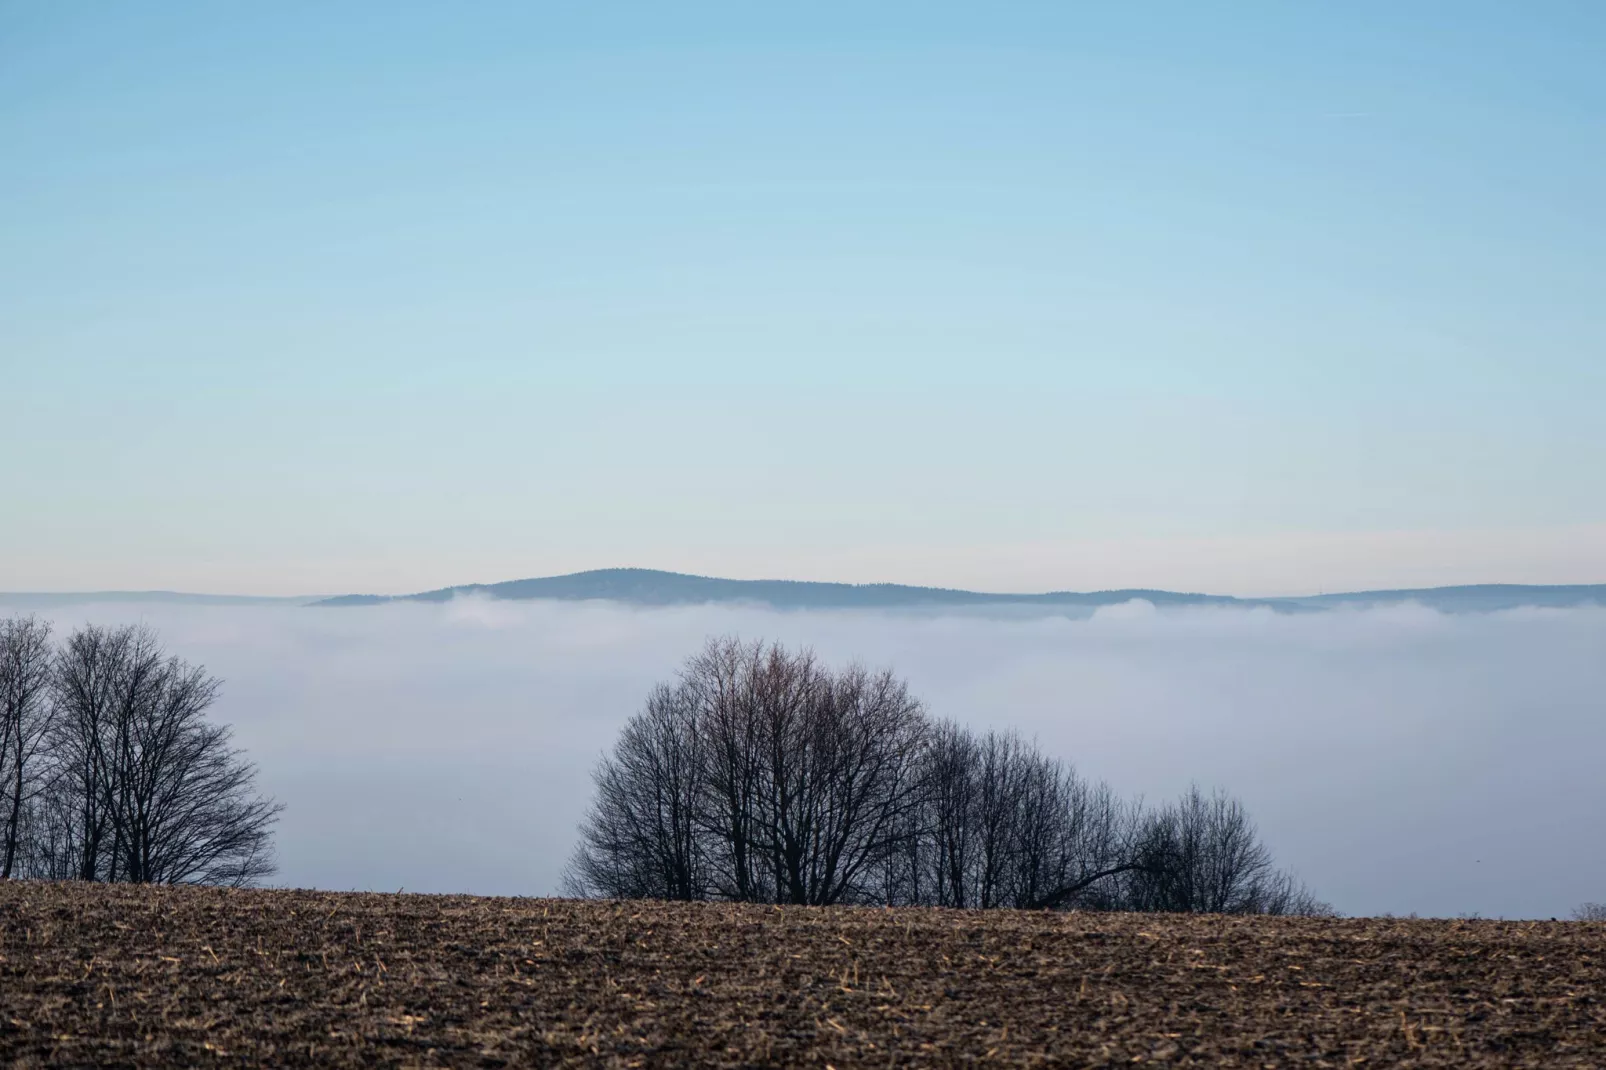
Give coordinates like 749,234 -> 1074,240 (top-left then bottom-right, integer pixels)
6,595 -> 1602,919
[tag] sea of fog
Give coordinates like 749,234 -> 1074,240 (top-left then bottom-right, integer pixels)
5,596 -> 1603,919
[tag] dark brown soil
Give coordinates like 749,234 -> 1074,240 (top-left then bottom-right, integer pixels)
1,883 -> 1602,1067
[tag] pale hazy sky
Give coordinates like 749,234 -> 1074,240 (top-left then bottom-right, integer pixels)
3,3 -> 1603,596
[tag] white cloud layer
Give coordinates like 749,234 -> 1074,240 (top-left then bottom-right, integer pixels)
6,596 -> 1603,919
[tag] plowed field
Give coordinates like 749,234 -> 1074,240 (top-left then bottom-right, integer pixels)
1,883 -> 1602,1067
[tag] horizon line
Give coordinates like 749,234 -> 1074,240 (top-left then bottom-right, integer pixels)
6,566 -> 1606,607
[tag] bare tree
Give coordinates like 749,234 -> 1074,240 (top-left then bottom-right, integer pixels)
1,616 -> 55,877
108,655 -> 281,884
1250,868 -> 1337,917
569,639 -> 928,906
40,624 -> 281,885
1121,785 -> 1329,915
45,622 -> 139,881
770,662 -> 926,905
690,638 -> 807,903
1573,902 -> 1606,922
917,726 -> 1139,911
1013,763 -> 1137,911
565,683 -> 707,900
919,720 -> 980,907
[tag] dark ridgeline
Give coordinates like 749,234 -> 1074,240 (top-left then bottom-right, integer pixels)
566,636 -> 1331,915
0,616 -> 281,886
311,567 -> 1606,613
316,567 -> 1260,610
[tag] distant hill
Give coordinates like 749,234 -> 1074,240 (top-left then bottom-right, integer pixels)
9,572 -> 1601,615
313,568 -> 1271,610
1290,584 -> 1606,613
308,569 -> 1606,614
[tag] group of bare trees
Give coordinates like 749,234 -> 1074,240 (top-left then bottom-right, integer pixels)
567,638 -> 1330,915
0,616 -> 280,886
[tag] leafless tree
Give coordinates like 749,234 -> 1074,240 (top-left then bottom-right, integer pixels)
35,624 -> 281,885
568,639 -> 928,906
1574,902 -> 1606,922
41,622 -> 137,880
565,682 -> 707,900
1,616 -> 55,877
918,720 -> 980,907
914,726 -> 1139,910
1012,761 -> 1136,911
689,638 -> 807,903
766,662 -> 927,905
1121,785 -> 1330,915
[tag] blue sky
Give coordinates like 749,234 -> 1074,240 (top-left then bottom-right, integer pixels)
3,2 -> 1603,595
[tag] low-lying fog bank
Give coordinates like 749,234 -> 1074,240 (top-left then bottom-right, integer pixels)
6,596 -> 1602,919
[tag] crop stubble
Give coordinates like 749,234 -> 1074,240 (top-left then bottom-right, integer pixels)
1,883 -> 1601,1067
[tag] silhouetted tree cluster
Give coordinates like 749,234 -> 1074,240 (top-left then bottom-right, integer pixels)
566,638 -> 1330,915
0,616 -> 281,886
1123,786 -> 1326,914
